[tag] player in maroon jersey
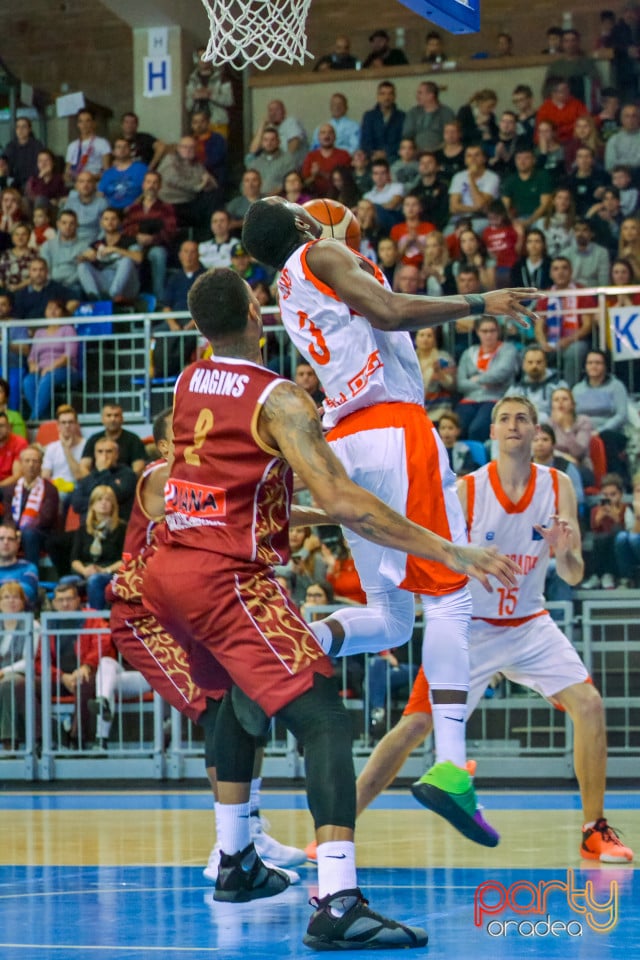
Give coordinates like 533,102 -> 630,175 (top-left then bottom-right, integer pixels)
141,268 -> 520,950
105,408 -> 306,880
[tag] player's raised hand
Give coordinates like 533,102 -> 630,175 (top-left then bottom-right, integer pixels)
534,515 -> 577,554
448,545 -> 522,593
482,288 -> 539,330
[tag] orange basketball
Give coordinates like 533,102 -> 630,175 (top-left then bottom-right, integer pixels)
302,198 -> 361,251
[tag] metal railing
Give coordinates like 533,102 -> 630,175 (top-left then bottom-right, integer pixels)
1,596 -> 638,782
36,610 -> 164,781
2,286 -> 638,430
581,599 -> 640,778
1,307 -> 289,426
0,612 -> 37,780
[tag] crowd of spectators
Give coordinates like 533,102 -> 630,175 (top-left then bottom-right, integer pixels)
0,11 -> 637,688
0,399 -> 147,751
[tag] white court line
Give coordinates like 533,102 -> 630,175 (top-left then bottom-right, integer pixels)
0,883 -> 205,901
0,946 -> 223,954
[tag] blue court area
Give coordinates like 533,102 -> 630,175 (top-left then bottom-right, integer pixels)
1,863 -> 637,960
1,790 -> 637,960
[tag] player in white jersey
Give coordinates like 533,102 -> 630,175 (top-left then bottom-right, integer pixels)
353,396 -> 634,863
243,197 -> 538,847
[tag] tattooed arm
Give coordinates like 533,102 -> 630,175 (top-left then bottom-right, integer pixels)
260,382 -> 520,592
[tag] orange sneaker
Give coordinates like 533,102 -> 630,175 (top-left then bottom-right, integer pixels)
580,819 -> 634,862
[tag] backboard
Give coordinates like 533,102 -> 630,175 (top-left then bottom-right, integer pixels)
397,0 -> 480,34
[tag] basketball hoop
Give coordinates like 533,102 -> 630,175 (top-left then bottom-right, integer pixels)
199,0 -> 313,70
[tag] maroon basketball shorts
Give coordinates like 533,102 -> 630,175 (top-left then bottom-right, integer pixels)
109,597 -> 231,723
142,542 -> 334,717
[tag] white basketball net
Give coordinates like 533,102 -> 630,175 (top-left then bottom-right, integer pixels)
200,0 -> 313,70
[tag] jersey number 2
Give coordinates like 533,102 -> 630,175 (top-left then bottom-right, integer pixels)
184,408 -> 214,466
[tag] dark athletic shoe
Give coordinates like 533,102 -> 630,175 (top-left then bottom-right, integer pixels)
303,888 -> 428,951
213,842 -> 291,902
411,759 -> 500,847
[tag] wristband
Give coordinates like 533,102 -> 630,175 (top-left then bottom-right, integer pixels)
464,294 -> 486,315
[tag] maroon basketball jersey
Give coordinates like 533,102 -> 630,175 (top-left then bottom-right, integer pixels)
166,357 -> 293,565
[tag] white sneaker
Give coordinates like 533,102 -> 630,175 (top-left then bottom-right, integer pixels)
601,573 -> 616,590
250,814 -> 307,868
582,575 -> 601,590
203,838 -> 300,884
203,839 -> 222,882
618,578 -> 632,589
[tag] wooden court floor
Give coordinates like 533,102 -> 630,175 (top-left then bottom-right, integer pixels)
0,787 -> 637,959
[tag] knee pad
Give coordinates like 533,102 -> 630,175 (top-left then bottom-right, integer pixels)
198,696 -> 221,768
421,587 -> 471,693
330,587 -> 415,656
278,674 -> 356,829
231,684 -> 271,738
279,674 -> 349,746
213,692 -> 255,783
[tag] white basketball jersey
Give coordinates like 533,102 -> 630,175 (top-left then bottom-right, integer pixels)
277,241 -> 424,429
464,462 -> 560,621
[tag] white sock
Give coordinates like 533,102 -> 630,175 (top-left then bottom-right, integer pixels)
431,702 -> 467,768
249,777 -> 262,816
214,801 -> 251,855
316,840 -> 357,902
309,620 -> 333,654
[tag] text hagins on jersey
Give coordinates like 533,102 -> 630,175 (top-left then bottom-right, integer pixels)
189,367 -> 249,397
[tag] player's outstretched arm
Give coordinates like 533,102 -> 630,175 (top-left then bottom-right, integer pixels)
305,240 -> 538,334
261,382 -> 520,592
533,472 -> 584,586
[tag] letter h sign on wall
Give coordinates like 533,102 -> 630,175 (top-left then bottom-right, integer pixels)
144,28 -> 172,98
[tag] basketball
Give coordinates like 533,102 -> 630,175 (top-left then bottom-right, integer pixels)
302,198 -> 361,251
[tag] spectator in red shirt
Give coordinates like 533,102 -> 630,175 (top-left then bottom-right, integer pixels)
535,78 -> 588,144
322,535 -> 367,605
122,170 -> 177,303
389,193 -> 435,267
301,124 -> 352,197
582,473 -> 631,590
535,255 -> 597,386
0,412 -> 27,487
25,150 -> 66,211
481,200 -> 520,286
